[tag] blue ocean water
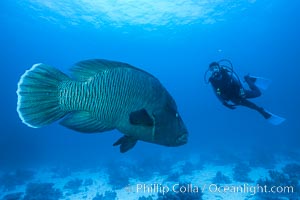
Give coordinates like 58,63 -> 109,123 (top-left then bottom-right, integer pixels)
1,1 -> 300,199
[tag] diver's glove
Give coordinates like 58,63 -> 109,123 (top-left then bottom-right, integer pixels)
223,102 -> 236,109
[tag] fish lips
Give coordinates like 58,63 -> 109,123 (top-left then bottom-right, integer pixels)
175,132 -> 188,145
154,127 -> 188,147
164,128 -> 188,147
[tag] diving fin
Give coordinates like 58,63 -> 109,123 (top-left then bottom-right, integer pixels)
248,75 -> 272,90
265,110 -> 286,125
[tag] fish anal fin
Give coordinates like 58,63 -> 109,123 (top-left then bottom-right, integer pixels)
60,111 -> 113,133
129,109 -> 154,126
113,136 -> 138,153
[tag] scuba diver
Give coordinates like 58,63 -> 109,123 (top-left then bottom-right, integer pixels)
204,59 -> 285,125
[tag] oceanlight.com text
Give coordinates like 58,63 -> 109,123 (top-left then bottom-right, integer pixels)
124,183 -> 295,196
208,183 -> 294,195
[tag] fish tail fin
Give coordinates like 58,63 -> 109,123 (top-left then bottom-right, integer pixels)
17,63 -> 70,128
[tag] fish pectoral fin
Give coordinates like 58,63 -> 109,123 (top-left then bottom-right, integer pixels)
129,109 -> 154,126
60,111 -> 113,133
113,136 -> 138,153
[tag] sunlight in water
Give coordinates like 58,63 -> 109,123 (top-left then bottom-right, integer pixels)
26,0 -> 256,28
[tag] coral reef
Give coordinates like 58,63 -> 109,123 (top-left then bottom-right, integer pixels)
1,192 -> 24,200
212,171 -> 231,184
92,191 -> 117,200
282,163 -> 300,182
209,150 -> 241,166
249,152 -> 276,169
138,196 -> 154,200
106,155 -> 202,190
83,178 -> 93,186
0,169 -> 35,191
107,165 -> 130,189
165,172 -> 181,182
106,159 -> 137,189
23,183 -> 62,200
137,156 -> 173,176
50,167 -> 72,179
232,162 -> 253,182
256,163 -> 300,200
63,178 -> 83,194
180,161 -> 203,175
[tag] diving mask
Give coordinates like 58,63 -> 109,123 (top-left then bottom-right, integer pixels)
209,62 -> 220,73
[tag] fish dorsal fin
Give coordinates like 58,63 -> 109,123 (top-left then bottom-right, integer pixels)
113,136 -> 138,153
129,109 -> 154,126
60,111 -> 114,133
70,59 -> 136,81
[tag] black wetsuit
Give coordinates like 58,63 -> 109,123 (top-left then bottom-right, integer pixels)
209,68 -> 271,119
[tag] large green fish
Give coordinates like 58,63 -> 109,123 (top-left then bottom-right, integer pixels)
17,59 -> 188,152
